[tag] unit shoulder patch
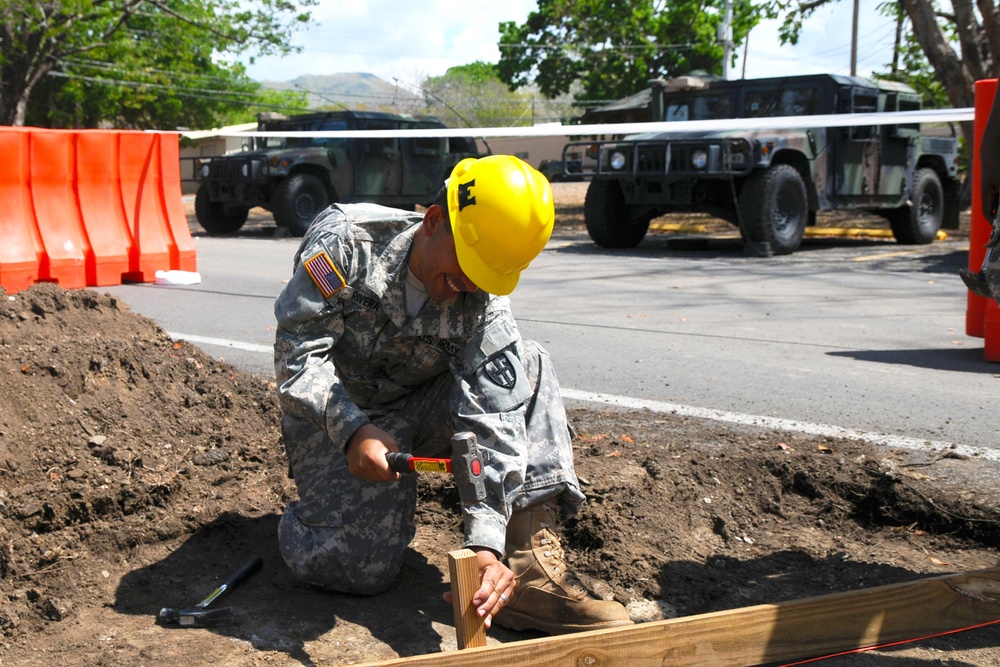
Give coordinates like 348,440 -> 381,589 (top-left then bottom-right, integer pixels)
483,351 -> 517,389
303,251 -> 347,299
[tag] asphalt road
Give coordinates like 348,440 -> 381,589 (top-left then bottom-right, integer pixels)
103,219 -> 999,458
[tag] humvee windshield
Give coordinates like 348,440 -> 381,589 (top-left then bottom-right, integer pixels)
664,94 -> 731,121
663,85 -> 823,121
284,119 -> 349,149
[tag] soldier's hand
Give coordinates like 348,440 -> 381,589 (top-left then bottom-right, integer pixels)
345,423 -> 401,482
443,548 -> 515,629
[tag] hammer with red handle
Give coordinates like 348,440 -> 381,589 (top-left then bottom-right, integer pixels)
386,431 -> 486,501
157,555 -> 263,627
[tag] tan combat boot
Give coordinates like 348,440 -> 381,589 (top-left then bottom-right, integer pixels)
494,500 -> 633,635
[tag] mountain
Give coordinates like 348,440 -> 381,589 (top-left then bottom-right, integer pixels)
260,72 -> 421,110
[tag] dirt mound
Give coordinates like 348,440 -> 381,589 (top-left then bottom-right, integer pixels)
0,285 -> 289,645
1,283 -> 998,666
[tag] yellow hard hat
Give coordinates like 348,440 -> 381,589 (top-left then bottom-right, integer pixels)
447,155 -> 555,296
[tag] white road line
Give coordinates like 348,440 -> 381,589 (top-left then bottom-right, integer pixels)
170,332 -> 998,462
560,388 -> 1000,462
168,332 -> 273,354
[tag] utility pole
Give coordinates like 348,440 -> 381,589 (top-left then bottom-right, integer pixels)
850,0 -> 859,76
720,0 -> 734,79
892,9 -> 903,73
742,31 -> 750,79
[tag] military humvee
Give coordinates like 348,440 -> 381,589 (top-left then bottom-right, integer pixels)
564,73 -> 961,255
194,110 -> 482,236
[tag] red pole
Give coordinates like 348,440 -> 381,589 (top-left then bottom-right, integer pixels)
968,80 -> 999,359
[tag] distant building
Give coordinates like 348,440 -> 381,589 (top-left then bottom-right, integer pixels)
178,122 -> 257,194
486,134 -> 576,171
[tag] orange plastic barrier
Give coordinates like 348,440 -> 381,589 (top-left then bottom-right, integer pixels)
30,130 -> 89,289
118,132 -> 173,282
0,128 -> 41,293
968,79 -> 1000,361
0,128 -> 197,294
157,133 -> 197,272
76,131 -> 132,286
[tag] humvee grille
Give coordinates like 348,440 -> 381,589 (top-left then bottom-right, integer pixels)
636,145 -> 667,173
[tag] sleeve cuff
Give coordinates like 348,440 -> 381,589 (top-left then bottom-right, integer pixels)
462,511 -> 508,558
326,402 -> 370,451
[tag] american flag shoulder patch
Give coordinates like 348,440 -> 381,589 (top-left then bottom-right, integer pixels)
303,251 -> 346,298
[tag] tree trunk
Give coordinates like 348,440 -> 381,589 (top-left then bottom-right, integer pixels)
1,61 -> 52,126
953,0 -> 988,81
900,0 -> 976,151
978,0 -> 1000,74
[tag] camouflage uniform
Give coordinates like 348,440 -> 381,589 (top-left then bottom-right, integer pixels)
273,203 -> 585,594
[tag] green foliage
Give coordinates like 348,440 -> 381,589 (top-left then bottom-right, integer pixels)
1,0 -> 315,128
875,36 -> 948,109
869,3 -> 950,109
496,0 -> 761,104
422,62 -> 537,127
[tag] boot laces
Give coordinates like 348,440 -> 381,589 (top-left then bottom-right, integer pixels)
537,528 -> 568,575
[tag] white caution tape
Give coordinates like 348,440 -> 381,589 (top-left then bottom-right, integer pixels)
186,107 -> 974,140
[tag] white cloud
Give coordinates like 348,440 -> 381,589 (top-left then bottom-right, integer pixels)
243,1 -> 900,87
244,0 -> 538,87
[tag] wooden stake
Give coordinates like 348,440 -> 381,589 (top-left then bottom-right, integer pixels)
355,566 -> 1000,666
448,548 -> 487,649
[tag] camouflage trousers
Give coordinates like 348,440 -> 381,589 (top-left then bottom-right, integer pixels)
277,340 -> 585,594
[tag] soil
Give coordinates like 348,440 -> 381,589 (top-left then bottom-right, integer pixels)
1,187 -> 998,667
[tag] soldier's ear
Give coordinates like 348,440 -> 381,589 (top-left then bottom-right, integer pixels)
422,204 -> 447,236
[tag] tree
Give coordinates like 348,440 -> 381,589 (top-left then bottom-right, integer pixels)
0,0 -> 315,128
871,5 -> 948,108
496,0 -> 760,104
770,0 -> 998,167
422,62 -> 536,127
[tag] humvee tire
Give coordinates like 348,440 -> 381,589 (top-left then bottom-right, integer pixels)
273,173 -> 331,236
889,167 -> 943,245
584,179 -> 651,248
739,164 -> 808,255
194,184 -> 250,235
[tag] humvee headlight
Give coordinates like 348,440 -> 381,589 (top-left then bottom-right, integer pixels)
241,163 -> 249,177
691,149 -> 708,170
200,164 -> 210,178
609,151 -> 626,171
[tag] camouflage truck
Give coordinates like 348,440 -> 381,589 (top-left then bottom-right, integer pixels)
194,110 -> 481,236
564,73 -> 961,255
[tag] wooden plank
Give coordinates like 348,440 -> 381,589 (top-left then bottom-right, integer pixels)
356,566 -> 1000,667
448,549 -> 486,649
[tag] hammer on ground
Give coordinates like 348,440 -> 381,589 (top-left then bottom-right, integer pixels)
157,555 -> 263,627
386,431 -> 486,501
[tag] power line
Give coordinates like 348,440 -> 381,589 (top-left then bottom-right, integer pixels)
63,58 -> 254,86
50,58 -> 646,122
49,71 -> 258,100
45,71 -> 310,113
44,70 -> 577,123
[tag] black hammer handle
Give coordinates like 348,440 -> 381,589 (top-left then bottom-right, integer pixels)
385,452 -> 413,474
194,555 -> 264,610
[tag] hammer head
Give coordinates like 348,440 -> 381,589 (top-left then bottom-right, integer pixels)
452,432 -> 486,502
157,605 -> 232,627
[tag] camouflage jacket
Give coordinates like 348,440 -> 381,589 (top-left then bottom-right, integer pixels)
273,204 -> 531,554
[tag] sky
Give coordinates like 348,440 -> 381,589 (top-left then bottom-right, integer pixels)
242,0 -> 900,97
